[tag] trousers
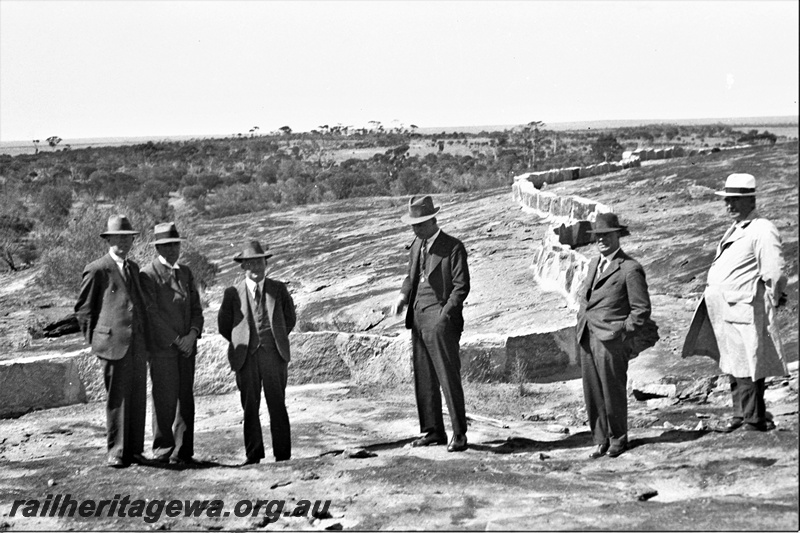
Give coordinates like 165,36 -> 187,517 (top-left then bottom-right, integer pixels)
412,306 -> 467,436
150,352 -> 196,460
102,335 -> 147,460
235,333 -> 291,461
580,329 -> 629,446
730,376 -> 766,424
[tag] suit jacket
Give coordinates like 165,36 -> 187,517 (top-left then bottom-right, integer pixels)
576,249 -> 651,344
140,258 -> 204,358
74,253 -> 148,361
400,231 -> 470,332
218,278 -> 297,372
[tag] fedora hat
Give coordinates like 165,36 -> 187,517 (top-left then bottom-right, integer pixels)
100,214 -> 139,237
233,240 -> 273,262
400,195 -> 440,225
715,173 -> 756,197
589,212 -> 630,237
152,222 -> 185,245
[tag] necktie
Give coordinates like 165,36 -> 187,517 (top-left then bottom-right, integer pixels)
420,240 -> 428,283
254,285 -> 262,310
598,258 -> 607,275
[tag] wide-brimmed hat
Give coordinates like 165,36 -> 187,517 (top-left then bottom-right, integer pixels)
152,222 -> 185,245
589,212 -> 630,237
715,173 -> 756,197
233,240 -> 273,262
100,214 -> 139,237
400,195 -> 441,225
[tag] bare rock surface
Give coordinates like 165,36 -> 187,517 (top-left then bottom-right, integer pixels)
0,143 -> 797,529
0,381 -> 797,530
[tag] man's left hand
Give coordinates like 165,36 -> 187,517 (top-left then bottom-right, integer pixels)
175,330 -> 198,355
777,292 -> 788,308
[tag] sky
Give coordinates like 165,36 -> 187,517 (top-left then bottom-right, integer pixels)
1,0 -> 798,141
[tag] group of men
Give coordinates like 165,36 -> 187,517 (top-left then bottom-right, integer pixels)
75,219 -> 298,467
75,171 -> 789,467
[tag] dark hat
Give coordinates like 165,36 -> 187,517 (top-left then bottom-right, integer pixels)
589,212 -> 630,237
100,214 -> 139,237
715,173 -> 757,197
400,195 -> 440,225
233,240 -> 273,262
152,222 -> 185,245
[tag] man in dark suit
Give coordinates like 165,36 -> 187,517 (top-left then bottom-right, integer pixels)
576,213 -> 652,459
140,222 -> 204,465
74,214 -> 149,468
391,196 -> 471,452
218,241 -> 296,464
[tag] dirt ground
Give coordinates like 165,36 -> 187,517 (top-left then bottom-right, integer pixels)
0,143 -> 798,530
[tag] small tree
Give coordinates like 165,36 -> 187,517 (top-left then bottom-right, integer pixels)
278,125 -> 292,135
591,134 -> 625,163
33,185 -> 73,229
0,215 -> 35,271
47,136 -> 62,150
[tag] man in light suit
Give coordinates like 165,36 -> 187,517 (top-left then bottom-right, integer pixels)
576,213 -> 652,459
75,214 -> 149,468
682,173 -> 787,432
140,222 -> 204,465
391,196 -> 471,452
218,241 -> 296,464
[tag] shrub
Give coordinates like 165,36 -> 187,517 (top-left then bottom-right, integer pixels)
179,244 -> 219,289
32,185 -> 74,229
0,214 -> 35,271
37,199 -> 173,296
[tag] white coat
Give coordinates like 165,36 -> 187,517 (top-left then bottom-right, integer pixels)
682,210 -> 788,380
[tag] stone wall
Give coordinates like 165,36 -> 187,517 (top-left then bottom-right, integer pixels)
513,174 -> 612,310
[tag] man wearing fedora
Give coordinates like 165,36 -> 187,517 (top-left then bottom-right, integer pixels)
218,241 -> 296,463
577,212 -> 652,459
140,222 -> 204,465
683,173 -> 788,432
391,196 -> 470,452
75,214 -> 150,468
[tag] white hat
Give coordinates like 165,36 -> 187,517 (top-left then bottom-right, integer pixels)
715,173 -> 756,197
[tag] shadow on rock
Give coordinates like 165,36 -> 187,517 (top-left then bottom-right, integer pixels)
473,432 -> 594,454
364,437 -> 418,452
629,429 -> 709,450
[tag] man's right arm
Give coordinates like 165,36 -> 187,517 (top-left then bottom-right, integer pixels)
392,248 -> 413,315
217,288 -> 235,341
74,265 -> 101,344
753,220 -> 787,307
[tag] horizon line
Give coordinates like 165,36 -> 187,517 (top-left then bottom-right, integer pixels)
1,114 -> 797,145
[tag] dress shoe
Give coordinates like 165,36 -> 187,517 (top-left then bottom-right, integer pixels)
411,433 -> 447,447
153,454 -> 171,464
447,434 -> 468,452
743,420 -> 776,432
241,457 -> 261,466
589,442 -> 609,459
106,456 -> 129,468
170,456 -> 199,466
607,440 -> 627,458
721,418 -> 744,433
129,453 -> 149,465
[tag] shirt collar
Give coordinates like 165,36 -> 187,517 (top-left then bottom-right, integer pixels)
245,277 -> 264,297
108,249 -> 125,268
600,248 -> 621,263
424,230 -> 441,251
158,255 -> 180,269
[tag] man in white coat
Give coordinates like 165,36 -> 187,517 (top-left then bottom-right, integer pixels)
682,173 -> 788,432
